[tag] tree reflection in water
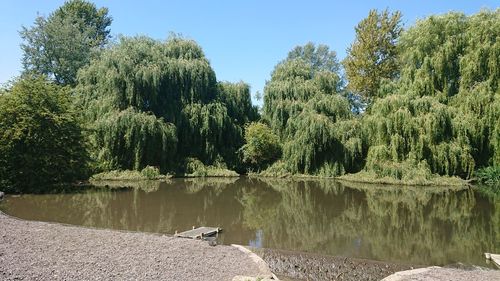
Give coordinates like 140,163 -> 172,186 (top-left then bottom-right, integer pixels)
1,178 -> 498,266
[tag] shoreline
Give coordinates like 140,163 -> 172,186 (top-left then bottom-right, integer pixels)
251,247 -> 418,281
0,211 -> 273,281
1,210 -> 498,280
3,171 -> 471,195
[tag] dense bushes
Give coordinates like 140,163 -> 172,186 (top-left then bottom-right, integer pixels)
475,166 -> 500,185
0,77 -> 89,192
240,122 -> 281,171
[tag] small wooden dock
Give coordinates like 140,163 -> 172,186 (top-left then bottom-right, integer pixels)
485,253 -> 500,268
175,227 -> 222,239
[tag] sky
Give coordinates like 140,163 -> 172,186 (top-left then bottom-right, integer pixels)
0,0 -> 498,105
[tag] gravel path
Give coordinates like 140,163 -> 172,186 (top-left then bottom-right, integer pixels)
0,212 -> 272,280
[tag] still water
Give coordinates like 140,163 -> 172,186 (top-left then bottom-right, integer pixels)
1,177 -> 498,266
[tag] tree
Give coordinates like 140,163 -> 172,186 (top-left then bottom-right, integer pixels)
217,81 -> 259,126
287,42 -> 341,73
343,9 -> 402,102
262,43 -> 363,176
20,0 -> 112,86
76,36 -> 256,173
360,10 -> 500,181
0,77 -> 88,193
240,122 -> 281,171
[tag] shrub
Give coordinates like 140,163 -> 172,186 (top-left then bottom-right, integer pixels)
475,166 -> 500,185
0,77 -> 88,193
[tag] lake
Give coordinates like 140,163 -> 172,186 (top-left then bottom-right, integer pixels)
1,177 -> 498,267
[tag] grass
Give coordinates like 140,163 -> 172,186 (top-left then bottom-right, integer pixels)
91,166 -> 171,181
252,169 -> 466,187
183,167 -> 239,177
181,158 -> 239,178
252,160 -> 293,178
474,166 -> 500,185
89,179 -> 165,192
252,160 -> 468,187
338,170 -> 467,187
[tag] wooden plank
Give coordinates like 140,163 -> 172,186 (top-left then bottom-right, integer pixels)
485,253 -> 500,269
175,227 -> 221,239
490,254 -> 500,268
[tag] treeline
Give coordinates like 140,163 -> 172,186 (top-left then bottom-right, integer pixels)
0,0 -> 498,192
251,9 -> 500,186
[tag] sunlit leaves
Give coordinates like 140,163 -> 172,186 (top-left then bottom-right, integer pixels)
20,0 -> 111,85
77,36 -> 254,173
344,9 -> 402,101
263,43 -> 363,176
240,122 -> 281,171
361,10 -> 499,180
0,77 -> 88,192
92,108 -> 177,172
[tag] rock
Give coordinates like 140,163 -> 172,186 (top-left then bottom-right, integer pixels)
0,191 -> 4,200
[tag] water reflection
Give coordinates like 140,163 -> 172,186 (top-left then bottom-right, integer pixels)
0,178 -> 498,266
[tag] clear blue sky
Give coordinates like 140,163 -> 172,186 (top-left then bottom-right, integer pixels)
1,1 -> 498,105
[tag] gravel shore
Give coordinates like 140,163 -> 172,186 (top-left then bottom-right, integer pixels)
1,210 -> 498,281
0,212 -> 272,280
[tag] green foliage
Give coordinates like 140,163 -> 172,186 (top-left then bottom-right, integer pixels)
140,166 -> 161,179
257,10 -> 498,182
287,42 -> 341,73
91,166 -> 168,181
340,163 -> 466,187
0,77 -> 88,193
262,43 -> 363,176
217,81 -> 259,126
353,10 -> 500,181
343,9 -> 402,101
178,102 -> 241,167
282,96 -> 363,176
362,95 -> 475,179
240,122 -> 281,171
256,160 -> 293,177
77,36 -> 254,174
76,36 -> 217,120
20,0 -> 111,85
475,166 -> 500,185
183,158 -> 239,177
91,108 -> 177,172
6,7 -> 499,185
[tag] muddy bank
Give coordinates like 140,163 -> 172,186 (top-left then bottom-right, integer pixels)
251,247 -> 500,281
250,247 -> 421,281
0,212 -> 271,281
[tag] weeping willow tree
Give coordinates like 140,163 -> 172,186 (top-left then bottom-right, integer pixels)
91,108 -> 177,171
359,10 -> 500,181
76,35 -> 255,173
262,43 -> 363,176
217,81 -> 259,126
178,102 -> 242,168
